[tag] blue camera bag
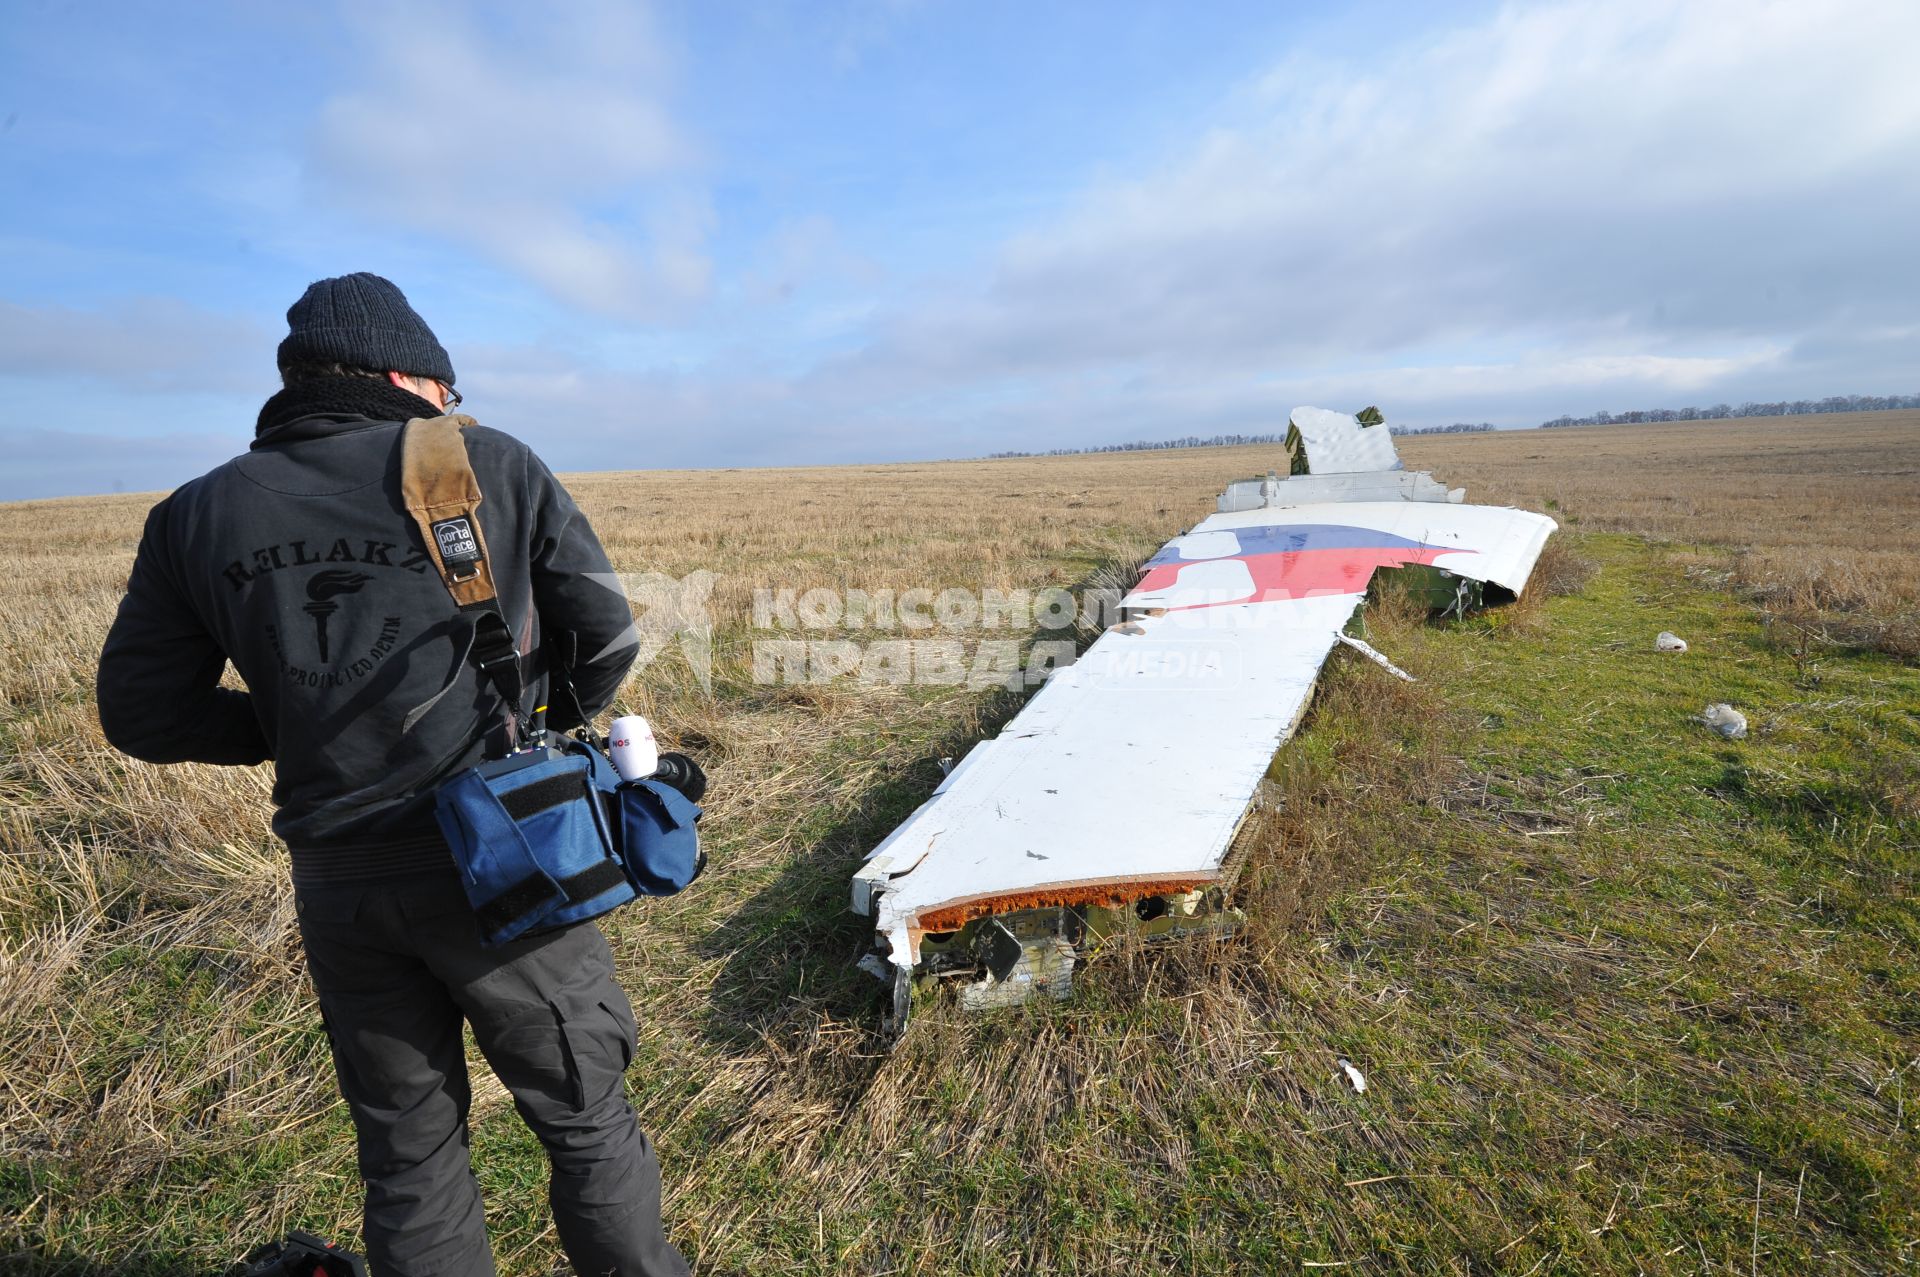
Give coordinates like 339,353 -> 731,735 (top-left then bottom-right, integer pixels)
434,737 -> 706,945
434,738 -> 635,946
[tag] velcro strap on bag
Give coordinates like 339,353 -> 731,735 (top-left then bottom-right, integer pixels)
435,766 -> 569,940
433,746 -> 640,945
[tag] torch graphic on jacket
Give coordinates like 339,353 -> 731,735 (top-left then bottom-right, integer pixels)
304,570 -> 372,663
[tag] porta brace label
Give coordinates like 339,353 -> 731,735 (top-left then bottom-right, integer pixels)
432,516 -> 483,576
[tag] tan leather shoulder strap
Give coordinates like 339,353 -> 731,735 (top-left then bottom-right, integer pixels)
398,413 -> 529,744
400,413 -> 499,609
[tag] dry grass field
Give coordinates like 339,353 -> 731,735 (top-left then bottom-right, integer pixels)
1,412 -> 1916,1274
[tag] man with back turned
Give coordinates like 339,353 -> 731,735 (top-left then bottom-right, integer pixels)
97,272 -> 691,1276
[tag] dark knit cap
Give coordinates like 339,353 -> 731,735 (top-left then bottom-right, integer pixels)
277,272 -> 455,385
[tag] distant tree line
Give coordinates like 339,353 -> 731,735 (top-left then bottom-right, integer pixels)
1542,393 -> 1920,429
987,432 -> 1287,458
1387,422 -> 1497,436
985,420 -> 1494,459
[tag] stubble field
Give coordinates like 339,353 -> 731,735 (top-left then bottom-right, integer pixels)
1,411 -> 1916,1274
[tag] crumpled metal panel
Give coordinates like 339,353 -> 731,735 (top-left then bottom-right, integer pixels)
1287,404 -> 1404,473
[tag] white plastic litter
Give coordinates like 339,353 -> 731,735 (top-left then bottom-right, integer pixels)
1700,703 -> 1748,739
1337,633 -> 1416,682
1336,1058 -> 1368,1094
1655,631 -> 1688,652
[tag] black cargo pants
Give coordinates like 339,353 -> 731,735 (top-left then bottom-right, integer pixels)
295,870 -> 690,1276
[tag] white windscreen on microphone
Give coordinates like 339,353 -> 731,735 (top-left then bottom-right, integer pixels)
607,714 -> 659,781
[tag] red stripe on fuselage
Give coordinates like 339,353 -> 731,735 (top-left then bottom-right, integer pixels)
1133,545 -> 1460,610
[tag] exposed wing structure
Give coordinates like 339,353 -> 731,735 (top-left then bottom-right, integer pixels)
853,407 -> 1556,1026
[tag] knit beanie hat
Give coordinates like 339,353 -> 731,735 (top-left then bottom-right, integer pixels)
277,272 -> 455,385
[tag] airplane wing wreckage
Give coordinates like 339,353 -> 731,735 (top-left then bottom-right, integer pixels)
853,406 -> 1557,1028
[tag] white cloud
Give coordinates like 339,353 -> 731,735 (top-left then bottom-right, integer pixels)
826,0 -> 1920,410
306,0 -> 708,318
0,297 -> 273,392
738,215 -> 884,307
1357,349 -> 1787,401
828,0 -> 925,71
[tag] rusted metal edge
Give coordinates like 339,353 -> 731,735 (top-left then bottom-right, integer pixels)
909,873 -> 1220,934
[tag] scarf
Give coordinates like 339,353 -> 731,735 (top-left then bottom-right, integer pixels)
255,375 -> 443,437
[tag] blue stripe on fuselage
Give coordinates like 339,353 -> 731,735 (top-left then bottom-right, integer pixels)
1146,523 -> 1435,567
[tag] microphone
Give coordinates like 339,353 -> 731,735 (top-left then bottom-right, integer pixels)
607,714 -> 707,802
606,715 -> 659,781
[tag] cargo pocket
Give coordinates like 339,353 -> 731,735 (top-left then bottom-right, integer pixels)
554,992 -> 638,1113
314,1005 -> 352,1089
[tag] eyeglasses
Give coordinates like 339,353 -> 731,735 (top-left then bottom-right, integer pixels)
437,380 -> 463,412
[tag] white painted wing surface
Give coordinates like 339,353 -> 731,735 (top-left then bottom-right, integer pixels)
855,494 -> 1557,972
862,592 -> 1363,941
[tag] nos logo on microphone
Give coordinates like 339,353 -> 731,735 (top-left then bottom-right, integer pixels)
432,517 -> 482,571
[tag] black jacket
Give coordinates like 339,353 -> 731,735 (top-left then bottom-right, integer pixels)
97,393 -> 636,883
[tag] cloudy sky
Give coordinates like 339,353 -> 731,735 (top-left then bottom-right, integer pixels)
3,0 -> 1916,500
